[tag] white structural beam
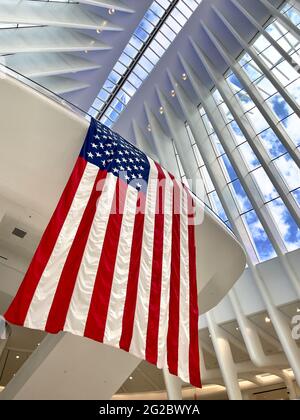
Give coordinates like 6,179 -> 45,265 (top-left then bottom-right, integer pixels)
0,27 -> 110,55
0,1 -> 122,31
206,312 -> 243,400
258,0 -> 300,41
178,55 -> 289,256
211,5 -> 300,120
143,103 -> 180,179
190,31 -> 300,224
33,76 -> 90,95
229,289 -> 288,367
155,86 -> 200,188
163,369 -> 183,400
0,53 -> 100,78
168,60 -> 258,261
131,119 -> 159,162
79,0 -> 135,13
230,0 -> 300,73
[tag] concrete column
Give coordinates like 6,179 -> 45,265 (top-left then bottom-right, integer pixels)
163,368 -> 183,400
229,289 -> 288,367
282,370 -> 297,400
206,312 -> 242,400
252,264 -> 300,386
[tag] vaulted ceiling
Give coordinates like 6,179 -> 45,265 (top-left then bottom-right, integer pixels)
0,0 -> 152,110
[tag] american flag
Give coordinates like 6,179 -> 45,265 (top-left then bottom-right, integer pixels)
4,118 -> 201,387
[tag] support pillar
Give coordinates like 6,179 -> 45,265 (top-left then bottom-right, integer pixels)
163,368 -> 183,400
206,312 -> 242,400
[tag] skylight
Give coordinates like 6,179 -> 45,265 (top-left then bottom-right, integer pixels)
89,0 -> 203,127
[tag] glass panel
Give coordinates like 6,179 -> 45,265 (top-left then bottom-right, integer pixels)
208,191 -> 228,222
219,102 -> 234,123
228,120 -> 246,145
201,114 -> 214,135
242,211 -> 277,262
292,188 -> 300,206
281,113 -> 300,146
258,128 -> 287,159
230,179 -> 253,213
238,142 -> 260,170
267,198 -> 300,252
219,155 -> 238,182
246,107 -> 269,134
200,167 -> 215,193
251,167 -> 279,202
210,133 -> 225,156
265,93 -> 293,121
253,75 -> 277,99
274,154 -> 300,191
235,89 -> 255,112
286,78 -> 300,106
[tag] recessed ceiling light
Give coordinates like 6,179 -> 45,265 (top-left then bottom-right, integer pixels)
182,73 -> 187,81
16,355 -> 20,359
171,90 -> 176,97
236,327 -> 239,331
159,106 -> 164,114
37,343 -> 40,346
265,316 -> 271,323
297,308 -> 300,313
129,376 -> 133,380
108,8 -> 115,15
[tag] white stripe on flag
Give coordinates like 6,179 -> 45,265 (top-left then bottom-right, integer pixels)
177,188 -> 190,382
63,173 -> 117,336
103,186 -> 138,346
129,160 -> 158,359
24,163 -> 99,330
156,171 -> 174,369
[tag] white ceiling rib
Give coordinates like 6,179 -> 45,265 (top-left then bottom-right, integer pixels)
0,53 -> 101,78
33,76 -> 90,95
0,0 -> 141,96
0,1 -> 123,31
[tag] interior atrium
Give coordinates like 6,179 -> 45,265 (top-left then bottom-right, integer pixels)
0,0 -> 300,400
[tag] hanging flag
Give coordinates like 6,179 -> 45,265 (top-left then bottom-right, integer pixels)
4,118 -> 201,387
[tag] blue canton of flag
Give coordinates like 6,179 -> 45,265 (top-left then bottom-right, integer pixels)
80,118 -> 150,194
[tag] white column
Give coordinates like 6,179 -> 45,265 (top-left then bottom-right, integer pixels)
282,370 -> 297,400
206,312 -> 242,400
163,368 -> 183,400
229,289 -> 288,367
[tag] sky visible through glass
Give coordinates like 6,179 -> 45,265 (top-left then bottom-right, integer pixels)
89,0 -> 203,126
176,1 -> 300,264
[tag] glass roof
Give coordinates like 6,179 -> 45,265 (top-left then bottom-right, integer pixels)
89,0 -> 203,127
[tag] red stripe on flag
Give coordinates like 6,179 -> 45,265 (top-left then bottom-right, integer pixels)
119,192 -> 146,352
167,177 -> 181,376
4,157 -> 87,326
187,191 -> 201,388
145,164 -> 166,365
45,169 -> 107,333
84,178 -> 127,342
